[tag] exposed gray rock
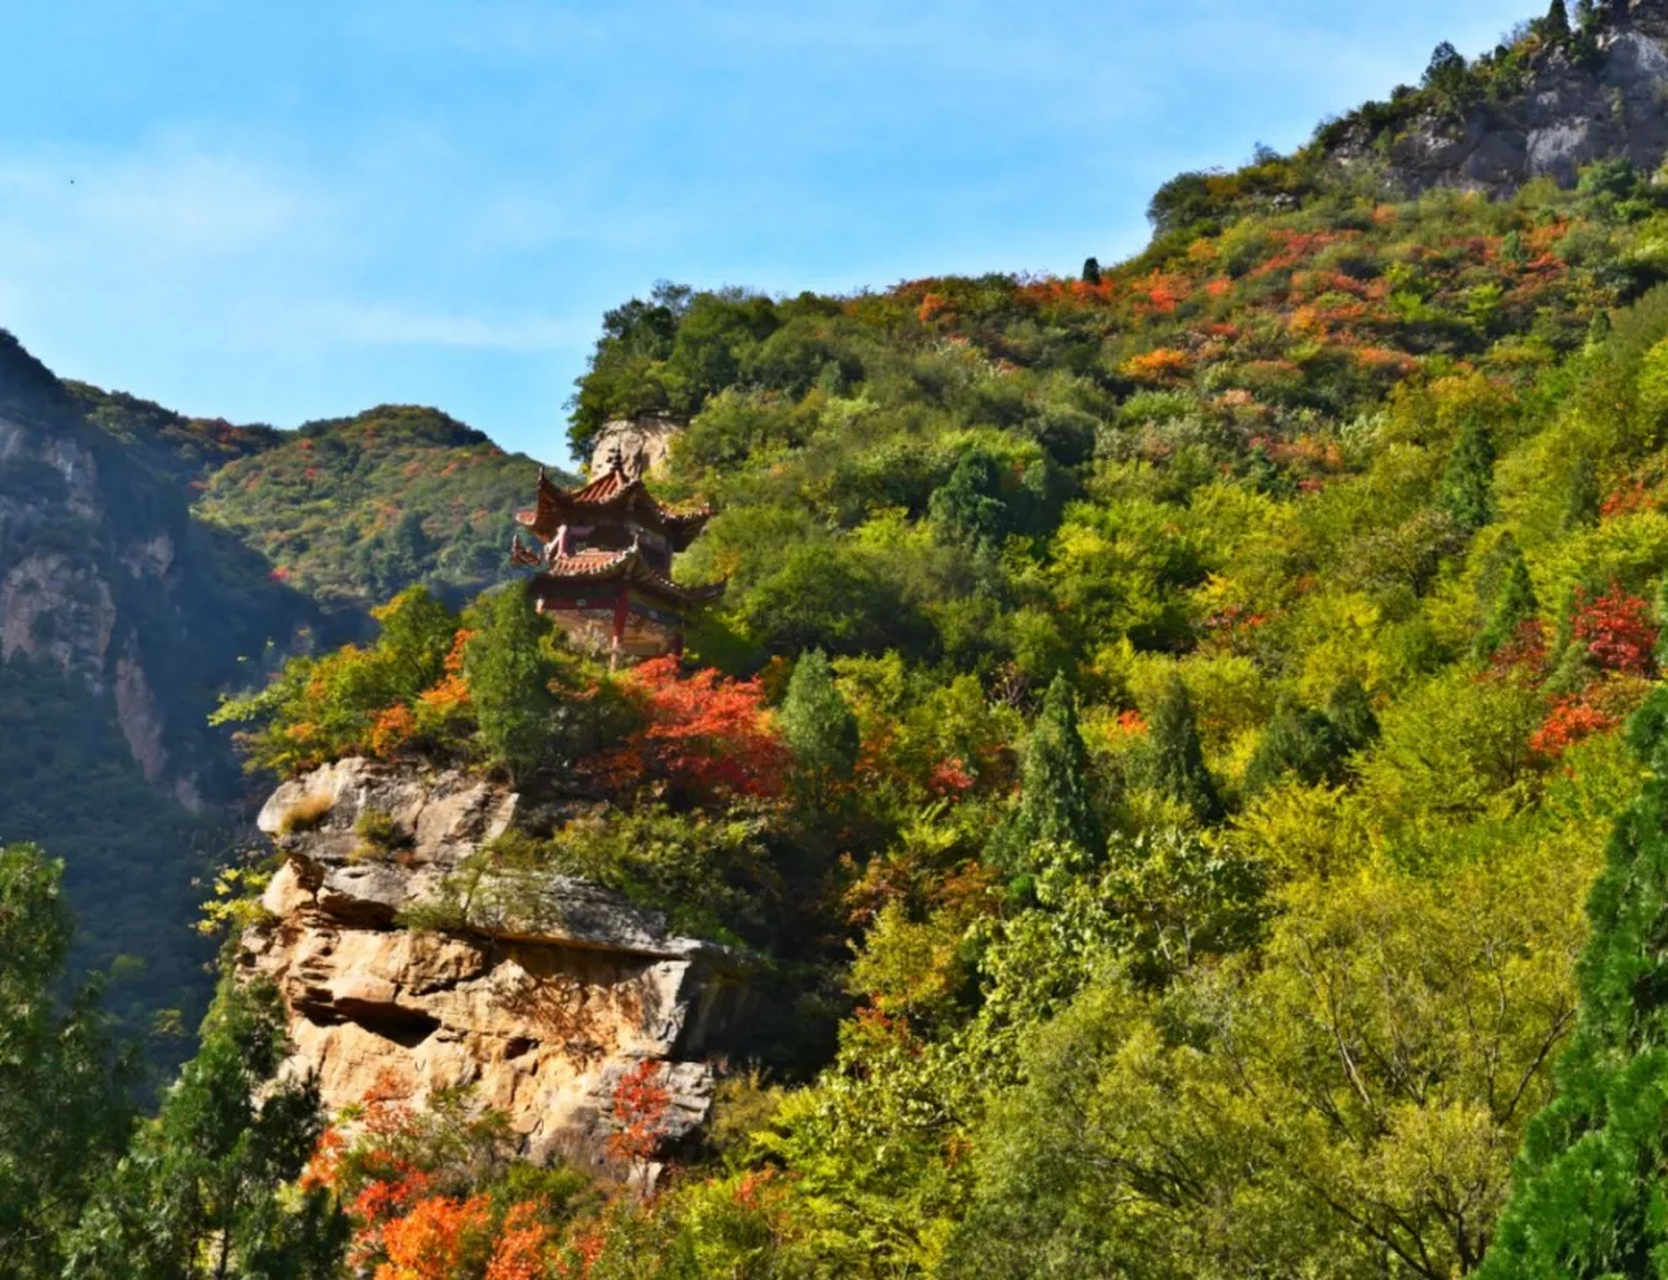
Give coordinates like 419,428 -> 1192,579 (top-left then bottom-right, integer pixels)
1329,17 -> 1668,196
589,416 -> 683,480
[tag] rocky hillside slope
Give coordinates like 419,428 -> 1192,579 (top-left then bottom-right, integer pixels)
242,758 -> 752,1174
1326,0 -> 1668,194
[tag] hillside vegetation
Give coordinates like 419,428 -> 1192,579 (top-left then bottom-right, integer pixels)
196,405 -> 554,605
21,5 -> 1668,1276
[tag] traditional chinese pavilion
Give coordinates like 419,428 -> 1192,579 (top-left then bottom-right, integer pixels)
510,451 -> 723,666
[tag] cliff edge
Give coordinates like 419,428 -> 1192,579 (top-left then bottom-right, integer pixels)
238,757 -> 754,1171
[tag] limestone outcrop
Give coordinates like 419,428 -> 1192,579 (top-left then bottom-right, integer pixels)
238,758 -> 753,1172
588,416 -> 683,481
1328,6 -> 1668,196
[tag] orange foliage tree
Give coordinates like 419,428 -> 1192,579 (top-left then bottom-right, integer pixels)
602,656 -> 788,802
606,1059 -> 672,1188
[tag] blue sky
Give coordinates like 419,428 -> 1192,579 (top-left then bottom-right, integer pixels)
1,0 -> 1533,465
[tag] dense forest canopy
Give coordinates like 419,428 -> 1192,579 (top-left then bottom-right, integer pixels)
19,4 -> 1668,1275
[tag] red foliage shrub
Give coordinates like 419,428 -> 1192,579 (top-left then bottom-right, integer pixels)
1601,479 -> 1658,519
377,1193 -> 492,1280
1530,696 -> 1617,759
927,757 -> 974,798
485,1201 -> 554,1280
603,656 -> 787,801
607,1059 -> 671,1173
370,705 -> 417,758
1571,583 -> 1657,676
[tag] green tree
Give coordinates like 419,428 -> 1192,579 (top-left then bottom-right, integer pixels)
1422,41 -> 1468,96
566,283 -> 689,457
1326,676 -> 1381,751
1477,687 -> 1668,1277
1004,674 -> 1105,869
1561,453 -> 1600,532
1476,540 -> 1540,661
1141,675 -> 1224,824
1656,575 -> 1668,672
1243,701 -> 1345,795
778,649 -> 859,810
1548,580 -> 1599,695
1243,679 -> 1381,796
0,844 -> 137,1278
463,582 -> 559,780
1080,257 -> 1102,285
1541,0 -> 1570,39
929,449 -> 1012,547
1441,416 -> 1497,535
66,973 -> 346,1278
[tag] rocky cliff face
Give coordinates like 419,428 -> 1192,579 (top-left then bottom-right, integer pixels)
239,758 -> 752,1172
588,416 -> 683,480
1330,4 -> 1668,195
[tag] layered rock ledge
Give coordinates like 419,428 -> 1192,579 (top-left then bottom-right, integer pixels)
237,758 -> 753,1168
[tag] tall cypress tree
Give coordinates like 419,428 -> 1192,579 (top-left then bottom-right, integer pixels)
1009,673 -> 1105,868
1143,675 -> 1224,824
1478,688 -> 1668,1277
1442,416 -> 1498,535
779,649 -> 859,810
1543,0 -> 1571,38
464,582 -> 558,781
930,449 -> 1012,548
1562,454 -> 1601,532
1476,541 -> 1540,661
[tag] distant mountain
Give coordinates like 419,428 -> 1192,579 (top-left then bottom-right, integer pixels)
0,330 -> 561,1037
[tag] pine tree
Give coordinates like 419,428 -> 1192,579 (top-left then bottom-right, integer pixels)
1009,673 -> 1105,867
779,649 -> 859,810
1543,0 -> 1571,39
66,973 -> 347,1278
1477,687 -> 1668,1277
929,448 -> 1011,547
1562,453 -> 1601,532
1475,540 -> 1540,661
1441,416 -> 1498,535
1326,676 -> 1380,751
1588,307 -> 1612,348
1243,679 -> 1379,795
1548,581 -> 1598,694
1142,675 -> 1224,824
1243,700 -> 1340,795
1081,257 -> 1102,285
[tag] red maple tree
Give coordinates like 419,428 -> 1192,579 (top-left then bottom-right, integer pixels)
1571,583 -> 1657,676
602,656 -> 787,802
606,1059 -> 671,1174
